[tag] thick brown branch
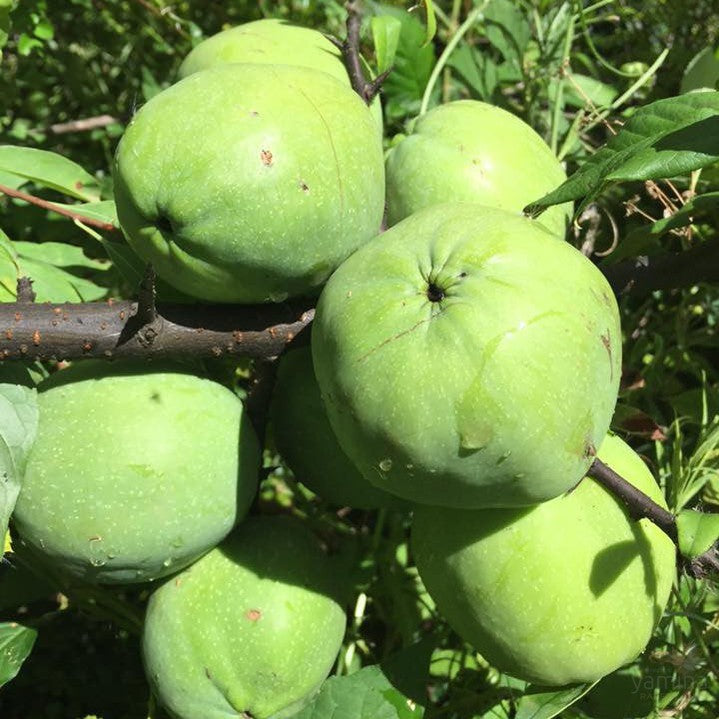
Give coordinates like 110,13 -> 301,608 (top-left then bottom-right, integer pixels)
0,184 -> 116,232
0,299 -> 314,361
587,458 -> 678,542
603,240 -> 719,296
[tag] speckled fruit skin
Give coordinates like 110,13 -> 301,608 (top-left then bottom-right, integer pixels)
270,345 -> 403,510
142,515 -> 347,719
113,63 -> 384,303
385,100 -> 572,236
177,18 -> 383,133
312,202 -> 621,508
12,361 -> 260,584
411,434 -> 677,686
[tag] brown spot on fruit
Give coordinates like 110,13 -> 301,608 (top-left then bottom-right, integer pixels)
299,180 -> 309,193
600,331 -> 613,379
260,149 -> 273,166
246,609 -> 262,622
583,441 -> 597,459
75,181 -> 83,190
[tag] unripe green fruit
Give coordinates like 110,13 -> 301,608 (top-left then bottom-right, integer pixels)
177,18 -> 383,133
114,64 -> 385,303
142,515 -> 347,719
385,100 -> 572,236
312,203 -> 621,508
270,345 -> 403,510
411,434 -> 676,686
13,361 -> 259,584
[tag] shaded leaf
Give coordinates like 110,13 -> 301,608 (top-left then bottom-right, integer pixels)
0,383 -> 38,546
291,665 -> 424,719
527,92 -> 719,216
0,622 -> 37,687
676,509 -> 719,559
482,0 -> 530,75
612,403 -> 667,440
681,45 -> 719,94
0,146 -> 100,201
515,682 -> 598,719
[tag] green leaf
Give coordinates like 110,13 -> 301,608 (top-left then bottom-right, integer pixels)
50,200 -> 119,228
681,45 -> 719,93
291,665 -> 424,719
0,622 -> 38,687
482,0 -> 531,74
0,383 -> 38,544
447,44 -> 499,100
515,682 -> 598,719
421,0 -> 436,48
0,236 -> 109,303
0,146 -> 100,202
371,15 -> 402,74
14,241 -> 109,270
563,74 -> 618,109
676,509 -> 719,559
367,4 -> 436,120
527,92 -> 719,216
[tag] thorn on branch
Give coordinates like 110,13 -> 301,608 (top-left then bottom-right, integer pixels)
338,1 -> 390,105
16,277 -> 36,304
587,457 -> 678,542
117,265 -> 159,348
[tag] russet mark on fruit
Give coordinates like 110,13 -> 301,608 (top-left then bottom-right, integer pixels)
411,434 -> 677,686
113,63 -> 384,303
312,202 -> 621,508
385,100 -> 573,237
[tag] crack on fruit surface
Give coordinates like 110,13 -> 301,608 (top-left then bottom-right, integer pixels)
356,313 -> 441,363
601,331 -> 613,379
294,84 -> 345,213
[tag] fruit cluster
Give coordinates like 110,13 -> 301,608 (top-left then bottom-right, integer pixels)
11,16 -> 676,719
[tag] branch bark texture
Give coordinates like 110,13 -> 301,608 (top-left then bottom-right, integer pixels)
587,457 -> 678,542
0,299 -> 313,361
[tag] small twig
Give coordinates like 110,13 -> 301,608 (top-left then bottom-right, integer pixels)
0,184 -> 116,232
244,357 -> 281,445
50,115 -> 119,134
336,1 -> 390,104
16,277 -> 36,304
587,458 -> 678,542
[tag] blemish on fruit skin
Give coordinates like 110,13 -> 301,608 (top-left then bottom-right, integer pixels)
379,458 -> 393,472
260,149 -> 273,166
246,609 -> 262,622
600,331 -> 613,379
299,180 -> 309,193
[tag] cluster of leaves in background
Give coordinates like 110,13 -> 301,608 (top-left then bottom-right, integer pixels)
1,1 -> 719,718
